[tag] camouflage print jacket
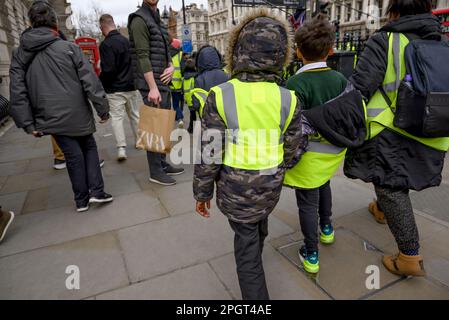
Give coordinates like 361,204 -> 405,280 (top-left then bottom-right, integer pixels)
193,9 -> 306,224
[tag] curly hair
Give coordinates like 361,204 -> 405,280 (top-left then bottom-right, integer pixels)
294,13 -> 335,61
28,1 -> 58,29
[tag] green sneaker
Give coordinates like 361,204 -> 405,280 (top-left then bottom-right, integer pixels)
299,246 -> 319,274
320,224 -> 335,244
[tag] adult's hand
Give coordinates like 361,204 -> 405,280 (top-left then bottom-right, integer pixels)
99,114 -> 110,124
196,200 -> 211,218
160,65 -> 175,85
148,87 -> 162,106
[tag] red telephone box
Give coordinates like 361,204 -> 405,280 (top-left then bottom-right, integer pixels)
75,37 -> 101,76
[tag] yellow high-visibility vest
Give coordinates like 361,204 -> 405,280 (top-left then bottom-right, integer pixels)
191,88 -> 208,117
183,77 -> 195,107
211,78 -> 296,170
169,51 -> 183,91
366,32 -> 449,152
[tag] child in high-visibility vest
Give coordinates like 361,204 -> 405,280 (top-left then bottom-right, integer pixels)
182,56 -> 197,132
285,14 -> 348,274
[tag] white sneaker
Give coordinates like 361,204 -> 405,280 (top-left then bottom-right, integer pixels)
177,120 -> 184,128
117,147 -> 127,161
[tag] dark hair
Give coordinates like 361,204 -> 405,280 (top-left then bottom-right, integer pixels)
99,14 -> 115,26
386,0 -> 432,16
294,13 -> 335,61
28,1 -> 58,29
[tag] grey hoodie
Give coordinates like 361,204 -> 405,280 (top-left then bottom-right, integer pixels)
9,27 -> 109,136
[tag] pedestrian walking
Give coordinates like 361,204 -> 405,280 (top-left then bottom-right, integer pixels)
9,1 -> 113,212
284,14 -> 348,274
193,9 -> 304,300
345,0 -> 449,276
182,56 -> 197,132
169,40 -> 185,128
191,45 -> 229,121
99,14 -> 141,162
128,0 -> 184,186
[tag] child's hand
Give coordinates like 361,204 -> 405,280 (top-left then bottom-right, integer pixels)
196,200 -> 211,218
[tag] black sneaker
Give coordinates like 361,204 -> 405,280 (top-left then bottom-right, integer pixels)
99,159 -> 105,168
89,192 -> 113,204
76,203 -> 89,213
163,164 -> 185,176
53,159 -> 66,170
149,172 -> 176,186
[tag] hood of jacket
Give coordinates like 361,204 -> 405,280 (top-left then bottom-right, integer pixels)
20,27 -> 60,53
196,46 -> 222,73
226,9 -> 293,80
380,13 -> 441,37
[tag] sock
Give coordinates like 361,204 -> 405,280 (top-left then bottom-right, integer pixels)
401,248 -> 419,256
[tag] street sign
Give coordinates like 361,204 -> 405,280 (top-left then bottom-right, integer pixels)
182,39 -> 193,54
233,0 -> 299,7
181,24 -> 191,41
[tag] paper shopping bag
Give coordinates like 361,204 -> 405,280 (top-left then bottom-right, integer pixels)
136,104 -> 176,154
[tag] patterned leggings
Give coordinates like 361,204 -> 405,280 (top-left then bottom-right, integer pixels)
374,185 -> 420,252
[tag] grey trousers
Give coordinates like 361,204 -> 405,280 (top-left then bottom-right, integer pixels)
375,185 -> 420,252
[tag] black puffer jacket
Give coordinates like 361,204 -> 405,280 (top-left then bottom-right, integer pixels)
345,14 -> 446,191
128,3 -> 170,92
9,27 -> 109,136
192,46 -> 229,111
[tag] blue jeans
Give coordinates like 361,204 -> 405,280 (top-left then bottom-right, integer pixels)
53,134 -> 104,206
172,91 -> 184,121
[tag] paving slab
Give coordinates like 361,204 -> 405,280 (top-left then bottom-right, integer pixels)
96,263 -> 232,300
101,156 -> 148,177
155,181 -> 196,216
0,139 -> 52,163
0,232 -> 129,300
0,176 -> 6,191
411,184 -> 449,224
102,173 -> 142,197
420,227 -> 449,262
0,170 -> 71,195
0,190 -> 167,257
0,160 -> 29,177
0,191 -> 27,215
368,277 -> 449,300
278,228 -> 400,300
209,245 -> 330,300
117,211 -> 235,282
21,183 -> 75,214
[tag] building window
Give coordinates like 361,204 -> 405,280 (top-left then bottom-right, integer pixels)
336,5 -> 341,22
346,3 -> 352,22
378,0 -> 384,15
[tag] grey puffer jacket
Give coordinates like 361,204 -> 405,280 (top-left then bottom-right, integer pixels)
9,27 -> 109,136
193,10 -> 305,224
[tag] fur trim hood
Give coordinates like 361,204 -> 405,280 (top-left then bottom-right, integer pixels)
225,9 -> 293,77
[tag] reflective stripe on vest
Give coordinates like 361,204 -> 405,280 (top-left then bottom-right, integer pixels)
169,51 -> 183,91
212,79 -> 296,170
183,77 -> 195,107
191,88 -> 208,117
366,33 -> 449,152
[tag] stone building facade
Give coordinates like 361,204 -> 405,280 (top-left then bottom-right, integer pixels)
0,0 -> 74,99
176,3 -> 209,52
208,0 -> 288,55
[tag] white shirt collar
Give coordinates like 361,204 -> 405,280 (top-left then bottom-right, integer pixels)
296,62 -> 328,74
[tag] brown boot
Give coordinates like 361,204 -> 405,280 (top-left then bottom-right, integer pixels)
0,207 -> 15,242
382,252 -> 426,277
369,200 -> 387,224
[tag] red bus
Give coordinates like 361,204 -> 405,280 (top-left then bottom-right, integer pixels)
433,8 -> 449,36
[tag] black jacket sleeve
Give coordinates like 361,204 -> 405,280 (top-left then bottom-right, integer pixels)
350,32 -> 389,100
9,47 -> 36,132
71,44 -> 109,118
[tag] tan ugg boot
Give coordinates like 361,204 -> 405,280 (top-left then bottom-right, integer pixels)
382,252 -> 426,277
369,200 -> 387,224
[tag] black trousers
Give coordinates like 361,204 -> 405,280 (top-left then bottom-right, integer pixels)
53,134 -> 104,206
229,218 -> 270,300
141,90 -> 172,177
295,181 -> 332,252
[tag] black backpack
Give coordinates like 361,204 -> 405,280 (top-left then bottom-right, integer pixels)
386,32 -> 449,138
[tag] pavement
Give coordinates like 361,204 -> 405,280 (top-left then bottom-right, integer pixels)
0,116 -> 449,300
